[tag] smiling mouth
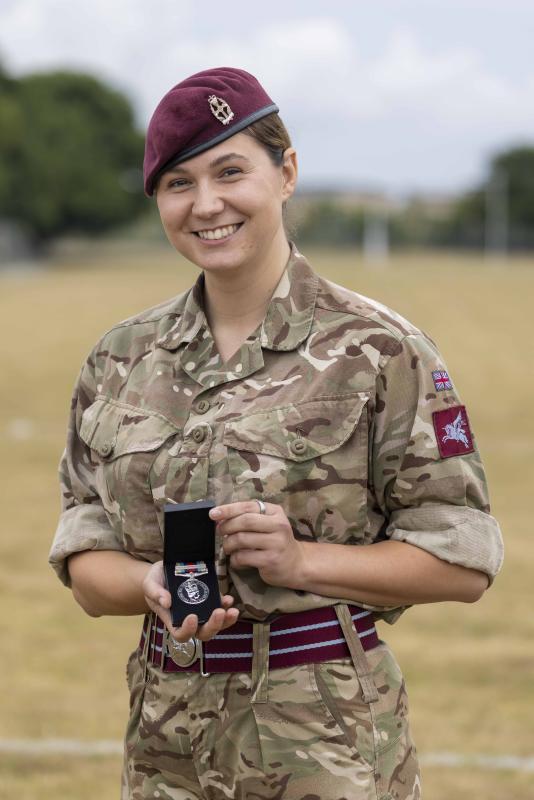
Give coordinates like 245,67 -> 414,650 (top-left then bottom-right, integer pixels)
194,223 -> 243,240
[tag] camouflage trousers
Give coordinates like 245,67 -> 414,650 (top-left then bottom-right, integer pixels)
121,625 -> 421,800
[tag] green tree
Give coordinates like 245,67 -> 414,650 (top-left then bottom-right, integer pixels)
0,60 -> 22,212
492,146 -> 534,248
431,145 -> 534,250
295,200 -> 364,247
430,190 -> 485,249
0,68 -> 146,246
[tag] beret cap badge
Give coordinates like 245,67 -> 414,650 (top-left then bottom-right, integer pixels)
143,67 -> 279,196
208,95 -> 235,126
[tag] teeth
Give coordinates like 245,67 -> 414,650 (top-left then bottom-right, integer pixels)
197,224 -> 240,240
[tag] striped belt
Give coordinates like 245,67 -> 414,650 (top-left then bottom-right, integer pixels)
140,604 -> 379,675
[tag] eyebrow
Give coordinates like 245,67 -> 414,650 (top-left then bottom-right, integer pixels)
166,153 -> 251,175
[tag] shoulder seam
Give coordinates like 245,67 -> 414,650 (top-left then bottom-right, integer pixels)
103,309 -> 181,336
378,331 -> 431,376
314,299 -> 417,343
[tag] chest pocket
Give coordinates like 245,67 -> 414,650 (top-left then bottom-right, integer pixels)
79,397 -> 181,559
223,392 -> 370,542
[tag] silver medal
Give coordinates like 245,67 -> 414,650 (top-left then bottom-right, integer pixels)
178,577 -> 210,605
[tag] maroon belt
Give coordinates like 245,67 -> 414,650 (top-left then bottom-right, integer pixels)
140,604 -> 379,675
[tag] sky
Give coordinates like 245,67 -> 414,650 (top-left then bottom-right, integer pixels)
1,0 -> 533,195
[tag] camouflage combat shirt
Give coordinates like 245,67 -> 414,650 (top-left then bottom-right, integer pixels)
49,244 -> 504,623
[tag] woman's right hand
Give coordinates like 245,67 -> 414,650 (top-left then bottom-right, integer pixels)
142,560 -> 239,642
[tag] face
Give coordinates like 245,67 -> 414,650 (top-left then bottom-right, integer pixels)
155,132 -> 297,275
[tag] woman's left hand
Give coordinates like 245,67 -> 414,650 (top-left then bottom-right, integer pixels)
210,501 -> 307,588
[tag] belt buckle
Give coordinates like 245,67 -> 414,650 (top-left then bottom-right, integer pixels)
164,630 -> 200,668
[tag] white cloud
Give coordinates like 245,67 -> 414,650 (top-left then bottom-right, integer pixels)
366,27 -> 534,134
126,18 -> 358,121
371,28 -> 477,97
0,0 -> 196,111
1,4 -> 533,189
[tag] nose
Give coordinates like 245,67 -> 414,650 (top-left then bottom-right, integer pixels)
191,180 -> 225,219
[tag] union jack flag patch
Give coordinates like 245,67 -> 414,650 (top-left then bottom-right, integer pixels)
432,370 -> 452,392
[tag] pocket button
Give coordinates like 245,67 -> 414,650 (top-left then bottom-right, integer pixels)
99,442 -> 114,457
192,427 -> 206,444
194,399 -> 210,414
290,438 -> 307,456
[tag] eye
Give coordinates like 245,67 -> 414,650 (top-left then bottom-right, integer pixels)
167,178 -> 190,190
221,167 -> 242,178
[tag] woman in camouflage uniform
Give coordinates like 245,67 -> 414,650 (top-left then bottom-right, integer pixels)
50,68 -> 503,800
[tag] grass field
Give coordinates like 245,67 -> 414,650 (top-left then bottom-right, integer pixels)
1,244 -> 533,798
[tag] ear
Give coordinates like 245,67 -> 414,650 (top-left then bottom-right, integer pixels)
281,147 -> 298,200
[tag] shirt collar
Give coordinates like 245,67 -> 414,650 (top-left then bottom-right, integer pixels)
155,274 -> 205,350
259,242 -> 319,351
157,241 -> 319,353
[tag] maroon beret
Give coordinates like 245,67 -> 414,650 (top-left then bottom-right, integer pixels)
143,67 -> 279,196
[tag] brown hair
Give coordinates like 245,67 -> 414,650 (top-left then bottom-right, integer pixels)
242,112 -> 295,235
241,112 -> 292,166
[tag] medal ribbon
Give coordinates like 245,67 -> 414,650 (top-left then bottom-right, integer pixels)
174,560 -> 208,577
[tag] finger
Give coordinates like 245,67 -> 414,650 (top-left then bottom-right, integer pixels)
147,559 -> 164,575
144,577 -> 172,608
158,600 -> 237,641
169,613 -> 199,642
210,500 -> 273,522
216,513 -> 276,537
219,607 -> 240,629
196,606 -> 239,641
195,607 -> 227,641
168,607 -> 239,644
143,562 -> 167,592
222,531 -> 272,555
157,606 -> 173,629
230,549 -> 273,570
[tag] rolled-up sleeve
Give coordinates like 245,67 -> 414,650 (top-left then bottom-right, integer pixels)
49,350 -> 124,587
371,332 -> 504,584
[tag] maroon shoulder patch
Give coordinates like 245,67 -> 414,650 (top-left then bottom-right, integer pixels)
432,405 -> 475,459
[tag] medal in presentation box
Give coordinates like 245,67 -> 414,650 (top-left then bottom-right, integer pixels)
163,500 -> 222,627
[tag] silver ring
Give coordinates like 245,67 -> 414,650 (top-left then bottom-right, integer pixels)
256,499 -> 266,515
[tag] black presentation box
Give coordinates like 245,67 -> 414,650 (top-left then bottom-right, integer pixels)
163,500 -> 222,627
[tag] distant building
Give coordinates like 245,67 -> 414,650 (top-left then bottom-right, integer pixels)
292,185 -> 399,216
293,185 -> 456,216
288,185 -> 459,250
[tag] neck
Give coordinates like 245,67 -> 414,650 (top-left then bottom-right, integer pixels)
203,233 -> 291,333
